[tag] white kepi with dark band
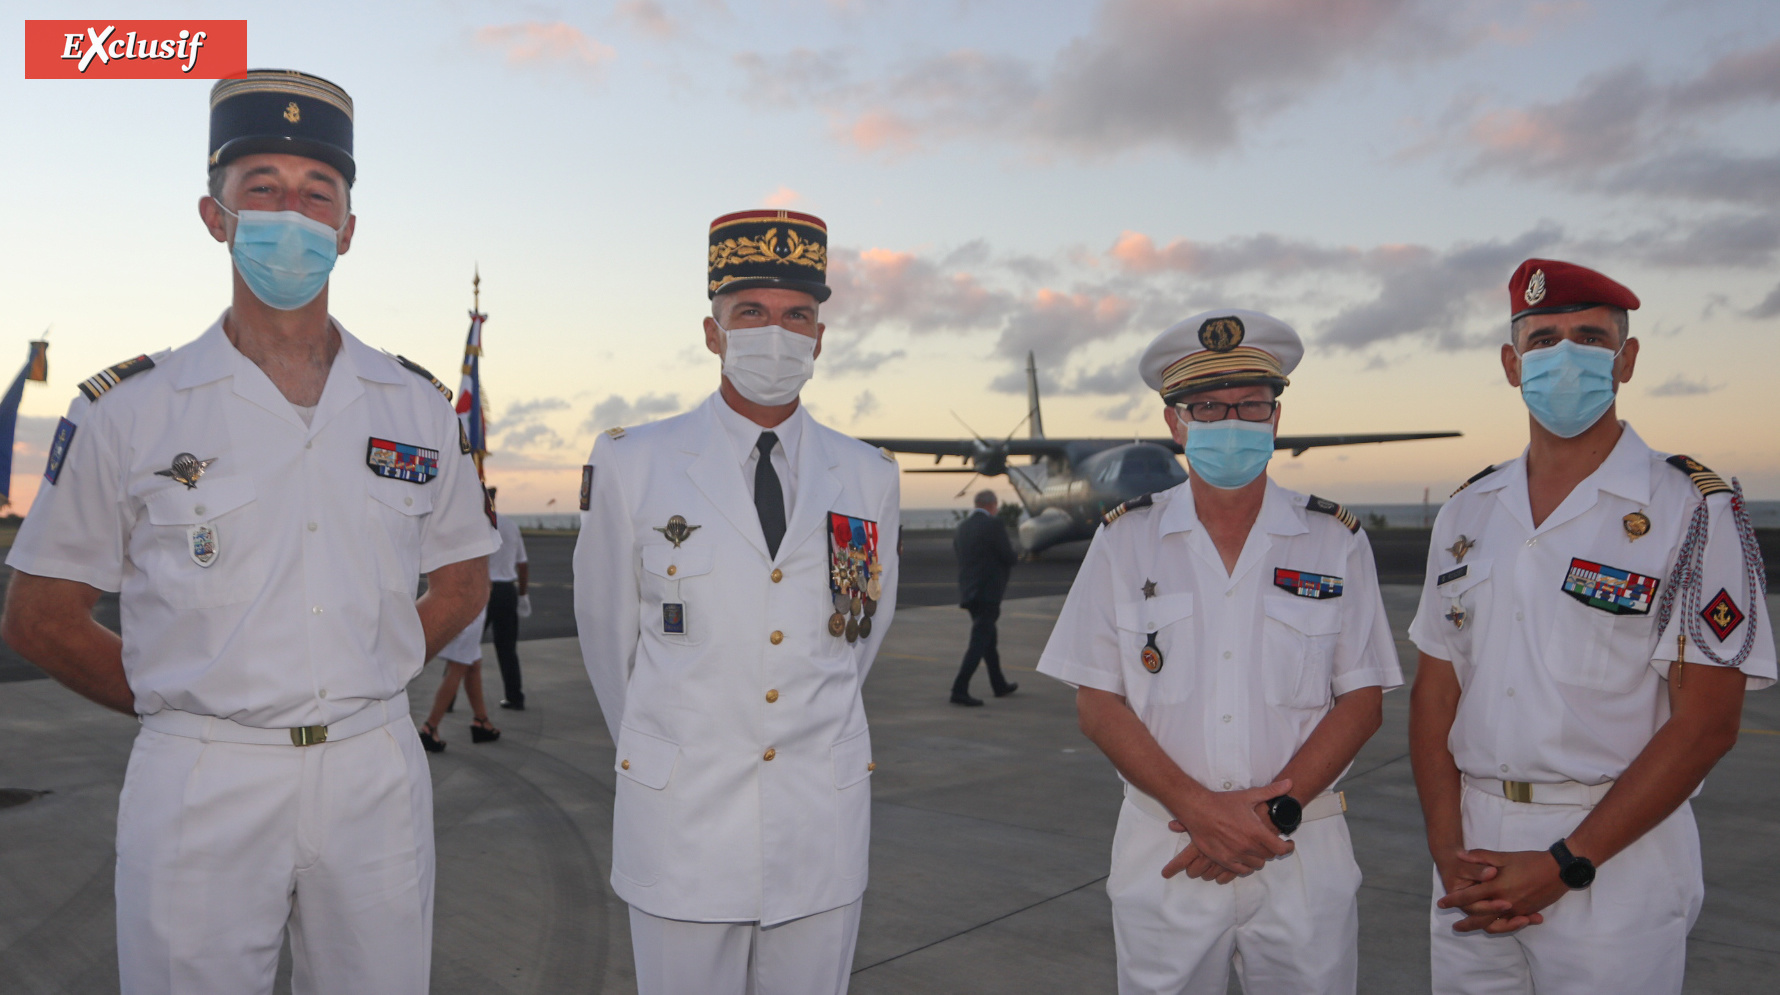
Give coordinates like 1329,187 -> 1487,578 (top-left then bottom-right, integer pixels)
1037,308 -> 1400,995
573,209 -> 901,995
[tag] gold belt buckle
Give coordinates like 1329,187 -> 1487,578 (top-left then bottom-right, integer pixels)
290,725 -> 328,747
1503,780 -> 1533,803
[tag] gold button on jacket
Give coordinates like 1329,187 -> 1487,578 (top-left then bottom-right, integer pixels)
765,689 -> 780,703
769,630 -> 784,645
621,759 -> 631,770
770,568 -> 783,583
763,747 -> 776,761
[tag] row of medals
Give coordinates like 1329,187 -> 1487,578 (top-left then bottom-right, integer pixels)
829,550 -> 883,643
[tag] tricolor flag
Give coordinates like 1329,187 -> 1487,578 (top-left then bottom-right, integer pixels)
456,307 -> 487,475
0,340 -> 50,508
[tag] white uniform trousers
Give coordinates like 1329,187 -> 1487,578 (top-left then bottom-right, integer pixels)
1430,782 -> 1703,995
1107,798 -> 1361,995
628,899 -> 863,995
115,713 -> 435,995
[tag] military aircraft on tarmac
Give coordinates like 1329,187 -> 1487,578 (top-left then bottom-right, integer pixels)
861,353 -> 1460,555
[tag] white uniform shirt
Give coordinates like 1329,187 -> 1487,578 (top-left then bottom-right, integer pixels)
1408,423 -> 1775,786
712,390 -> 801,511
490,513 -> 527,582
1038,480 -> 1402,792
6,317 -> 498,728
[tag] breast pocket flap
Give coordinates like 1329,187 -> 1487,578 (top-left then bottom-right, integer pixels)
145,477 -> 255,525
1263,594 -> 1342,636
832,729 -> 874,789
1114,593 -> 1195,633
369,483 -> 433,517
641,544 -> 715,580
615,726 -> 680,790
1436,559 -> 1491,598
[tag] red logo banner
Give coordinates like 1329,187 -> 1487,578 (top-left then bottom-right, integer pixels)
24,21 -> 247,79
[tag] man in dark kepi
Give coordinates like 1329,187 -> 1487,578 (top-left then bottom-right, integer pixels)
2,70 -> 495,994
950,489 -> 1019,706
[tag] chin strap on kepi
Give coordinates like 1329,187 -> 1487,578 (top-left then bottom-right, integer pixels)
1654,477 -> 1767,669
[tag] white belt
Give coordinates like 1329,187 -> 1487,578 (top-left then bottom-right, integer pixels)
1464,774 -> 1614,807
1125,784 -> 1347,827
140,692 -> 409,748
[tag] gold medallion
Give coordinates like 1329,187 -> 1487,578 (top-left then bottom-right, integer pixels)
828,612 -> 847,637
845,616 -> 859,643
1140,632 -> 1164,674
859,615 -> 873,639
850,594 -> 862,615
1623,511 -> 1650,541
866,577 -> 882,601
862,596 -> 877,618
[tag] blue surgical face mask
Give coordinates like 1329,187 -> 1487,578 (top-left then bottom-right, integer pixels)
1184,419 -> 1275,490
223,207 -> 343,311
1517,338 -> 1620,439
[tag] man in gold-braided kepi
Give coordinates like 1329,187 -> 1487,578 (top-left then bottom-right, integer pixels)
3,70 -> 496,995
575,209 -> 900,994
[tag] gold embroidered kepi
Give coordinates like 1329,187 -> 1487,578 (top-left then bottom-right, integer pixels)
708,209 -> 831,302
209,70 -> 355,185
1138,308 -> 1304,404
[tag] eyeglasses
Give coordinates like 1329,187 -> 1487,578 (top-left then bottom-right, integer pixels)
1173,399 -> 1279,423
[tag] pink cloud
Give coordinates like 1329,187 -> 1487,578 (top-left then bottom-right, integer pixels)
763,185 -> 802,208
474,22 -> 615,73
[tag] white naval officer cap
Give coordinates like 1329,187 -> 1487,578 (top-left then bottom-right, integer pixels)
1138,309 -> 1304,404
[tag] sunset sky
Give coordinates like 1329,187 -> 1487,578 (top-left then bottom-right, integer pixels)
5,0 -> 1779,513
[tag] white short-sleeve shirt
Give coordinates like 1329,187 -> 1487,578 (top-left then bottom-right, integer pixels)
1037,479 -> 1403,792
490,513 -> 527,582
1408,423 -> 1775,786
6,316 -> 499,728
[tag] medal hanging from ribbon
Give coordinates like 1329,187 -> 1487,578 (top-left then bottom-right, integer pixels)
828,512 -> 881,644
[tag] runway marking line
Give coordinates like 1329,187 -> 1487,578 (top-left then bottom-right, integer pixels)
1740,728 -> 1779,736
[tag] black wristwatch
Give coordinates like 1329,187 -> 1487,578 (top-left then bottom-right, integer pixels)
1548,839 -> 1595,889
1265,795 -> 1302,837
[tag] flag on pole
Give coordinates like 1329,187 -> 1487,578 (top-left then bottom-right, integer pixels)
455,304 -> 487,475
0,340 -> 51,508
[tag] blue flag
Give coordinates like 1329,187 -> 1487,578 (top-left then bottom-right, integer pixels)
0,341 -> 49,508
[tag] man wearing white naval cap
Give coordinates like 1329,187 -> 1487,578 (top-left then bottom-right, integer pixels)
574,209 -> 900,994
1,71 -> 495,994
1409,259 -> 1773,993
1037,310 -> 1400,994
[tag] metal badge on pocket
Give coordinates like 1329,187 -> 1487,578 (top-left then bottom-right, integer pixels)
188,524 -> 218,567
663,603 -> 685,634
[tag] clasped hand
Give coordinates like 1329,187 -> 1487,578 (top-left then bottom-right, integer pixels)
1160,778 -> 1294,884
1436,848 -> 1569,934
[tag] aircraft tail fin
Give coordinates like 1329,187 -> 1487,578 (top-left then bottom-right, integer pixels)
1026,351 -> 1045,440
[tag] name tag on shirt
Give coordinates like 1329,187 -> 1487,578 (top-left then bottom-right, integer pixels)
1437,565 -> 1468,585
1561,558 -> 1658,615
1274,568 -> 1343,599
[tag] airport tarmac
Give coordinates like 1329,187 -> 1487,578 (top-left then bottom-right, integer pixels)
1,535 -> 1778,993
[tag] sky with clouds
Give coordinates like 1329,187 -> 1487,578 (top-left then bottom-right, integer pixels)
4,0 -> 1779,514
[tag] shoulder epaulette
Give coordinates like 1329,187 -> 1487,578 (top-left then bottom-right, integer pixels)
1306,495 -> 1360,533
879,446 -> 897,463
1666,455 -> 1731,497
394,355 -> 453,402
1450,463 -> 1499,498
604,426 -> 627,439
1102,493 -> 1153,526
77,355 -> 155,402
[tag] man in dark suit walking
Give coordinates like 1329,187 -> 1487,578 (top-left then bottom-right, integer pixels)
951,490 -> 1019,706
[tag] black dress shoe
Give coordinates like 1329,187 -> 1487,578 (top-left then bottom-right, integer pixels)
994,683 -> 1020,698
499,699 -> 525,711
950,693 -> 984,707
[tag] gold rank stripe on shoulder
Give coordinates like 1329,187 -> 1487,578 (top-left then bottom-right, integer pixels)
1306,495 -> 1360,533
1102,493 -> 1154,526
604,426 -> 627,439
1666,455 -> 1732,497
77,355 -> 156,402
394,355 -> 453,402
879,446 -> 897,463
1450,463 -> 1499,498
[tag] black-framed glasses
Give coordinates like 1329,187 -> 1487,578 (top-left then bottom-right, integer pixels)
1173,399 -> 1278,423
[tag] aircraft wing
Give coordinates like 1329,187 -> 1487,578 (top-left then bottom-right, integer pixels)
864,432 -> 1460,460
1134,432 -> 1462,456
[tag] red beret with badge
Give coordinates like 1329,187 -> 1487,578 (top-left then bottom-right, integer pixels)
1509,258 -> 1641,322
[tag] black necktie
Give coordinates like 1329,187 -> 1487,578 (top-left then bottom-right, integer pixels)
755,431 -> 787,558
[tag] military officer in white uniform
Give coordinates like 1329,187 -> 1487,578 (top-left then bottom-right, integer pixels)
1,71 -> 496,995
1037,311 -> 1401,995
1408,259 -> 1774,994
574,209 -> 900,995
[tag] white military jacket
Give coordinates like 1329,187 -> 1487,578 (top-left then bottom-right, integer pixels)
574,392 -> 901,926
1037,479 -> 1401,793
1408,424 -> 1775,786
6,316 -> 498,728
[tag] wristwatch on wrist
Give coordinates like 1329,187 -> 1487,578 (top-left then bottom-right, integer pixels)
1265,795 -> 1302,837
1548,839 -> 1595,889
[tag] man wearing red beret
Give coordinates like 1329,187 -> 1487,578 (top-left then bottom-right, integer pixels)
1406,259 -> 1773,992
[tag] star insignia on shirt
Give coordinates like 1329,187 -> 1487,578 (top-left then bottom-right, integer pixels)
155,452 -> 217,489
1445,535 -> 1475,563
1141,579 -> 1157,599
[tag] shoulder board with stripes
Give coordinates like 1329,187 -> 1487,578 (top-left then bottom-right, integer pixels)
1665,455 -> 1731,497
1102,493 -> 1154,526
1450,463 -> 1499,498
394,355 -> 453,402
1306,495 -> 1360,533
77,355 -> 155,402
